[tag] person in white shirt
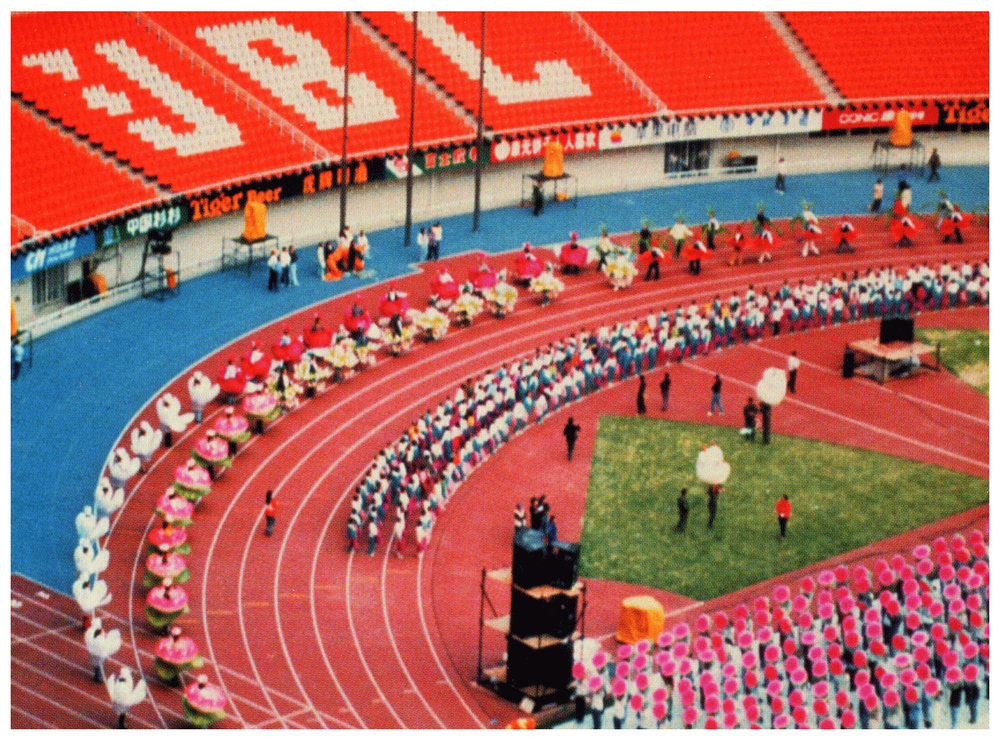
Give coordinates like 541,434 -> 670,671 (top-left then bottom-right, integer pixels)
278,247 -> 291,287
787,350 -> 800,394
267,249 -> 279,291
430,222 -> 443,258
416,228 -> 430,258
669,218 -> 693,259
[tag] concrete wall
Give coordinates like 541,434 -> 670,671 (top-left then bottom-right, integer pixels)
14,128 -> 987,329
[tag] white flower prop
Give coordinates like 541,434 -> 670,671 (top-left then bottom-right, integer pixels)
108,448 -> 141,489
354,341 -> 377,369
75,538 -> 110,578
414,307 -> 451,341
756,367 -> 787,406
386,324 -> 417,356
529,270 -> 565,303
106,666 -> 147,727
94,477 -> 124,516
331,341 -> 361,371
695,444 -> 731,485
449,292 -> 485,325
602,254 -> 638,291
76,506 -> 109,541
293,355 -> 333,387
187,371 -> 220,412
484,282 -> 518,317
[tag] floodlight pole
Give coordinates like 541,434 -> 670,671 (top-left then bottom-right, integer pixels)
403,12 -> 418,247
472,11 -> 486,232
339,13 -> 351,233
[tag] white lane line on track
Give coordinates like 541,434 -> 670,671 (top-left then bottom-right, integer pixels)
747,342 -> 989,426
10,584 -> 326,723
678,360 -> 988,470
102,241 -> 985,727
10,620 -> 77,642
12,654 -> 158,729
381,530 -> 447,727
11,703 -> 60,729
11,610 -> 186,723
10,680 -> 109,729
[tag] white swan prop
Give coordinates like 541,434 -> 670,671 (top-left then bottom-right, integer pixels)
94,477 -> 125,516
108,447 -> 141,488
188,371 -> 220,420
75,506 -> 109,541
72,574 -> 112,618
156,392 -> 195,447
129,421 -> 162,469
85,617 -> 122,682
105,666 -> 147,728
695,443 -> 731,486
74,538 -> 110,578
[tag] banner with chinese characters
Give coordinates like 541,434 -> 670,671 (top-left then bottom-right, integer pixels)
821,105 -> 940,130
11,231 -> 97,282
187,158 -> 386,223
97,204 -> 188,248
491,129 -> 600,163
598,110 -> 823,151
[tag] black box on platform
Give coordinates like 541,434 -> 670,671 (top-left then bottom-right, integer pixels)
512,528 -> 548,590
548,541 -> 580,589
510,588 -> 579,639
506,637 -> 573,690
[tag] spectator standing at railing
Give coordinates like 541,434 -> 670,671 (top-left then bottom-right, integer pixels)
431,222 -> 443,259
278,247 -> 291,287
927,148 -> 942,182
267,249 -> 280,291
775,156 -> 787,194
288,245 -> 299,286
417,228 -> 429,258
871,179 -> 884,212
11,337 -> 23,381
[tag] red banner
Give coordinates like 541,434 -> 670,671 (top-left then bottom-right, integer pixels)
821,106 -> 939,130
491,130 -> 599,163
939,100 -> 989,126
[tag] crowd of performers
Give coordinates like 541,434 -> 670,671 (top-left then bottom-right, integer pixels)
346,260 -> 988,556
570,533 -> 989,729
318,225 -> 370,281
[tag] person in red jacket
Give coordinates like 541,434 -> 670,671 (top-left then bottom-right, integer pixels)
263,490 -> 278,537
775,494 -> 791,538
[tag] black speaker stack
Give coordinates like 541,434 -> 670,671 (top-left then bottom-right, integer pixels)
505,528 -> 581,691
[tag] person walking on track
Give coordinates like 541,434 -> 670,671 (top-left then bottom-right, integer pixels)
263,490 -> 277,536
787,350 -> 800,394
659,369 -> 671,411
636,373 -> 647,415
708,374 -> 724,416
563,417 -> 581,460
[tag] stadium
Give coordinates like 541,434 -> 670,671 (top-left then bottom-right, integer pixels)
9,10 -> 989,730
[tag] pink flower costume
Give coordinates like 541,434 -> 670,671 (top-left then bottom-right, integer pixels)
155,626 -> 203,682
147,520 -> 189,556
145,578 -> 190,631
156,487 -> 194,526
514,244 -> 544,282
430,269 -> 460,301
468,258 -> 498,291
144,551 -> 189,588
378,288 -> 410,319
242,389 -> 280,425
213,408 -> 250,446
191,430 -> 231,477
173,459 -> 211,502
183,675 -> 228,727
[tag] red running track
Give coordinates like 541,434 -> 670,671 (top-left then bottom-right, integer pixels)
11,217 -> 988,728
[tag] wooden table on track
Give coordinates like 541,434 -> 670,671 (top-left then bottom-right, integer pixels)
849,338 -> 937,383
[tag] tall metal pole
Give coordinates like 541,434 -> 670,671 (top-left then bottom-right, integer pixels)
472,11 -> 486,232
339,12 -> 351,233
403,12 -> 418,247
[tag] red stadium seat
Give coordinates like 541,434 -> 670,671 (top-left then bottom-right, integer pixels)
782,12 -> 988,99
11,101 -> 161,234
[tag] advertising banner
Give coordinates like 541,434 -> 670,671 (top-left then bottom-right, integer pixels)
98,204 -> 189,248
11,231 -> 97,282
598,109 -> 823,150
188,158 -> 385,223
821,105 -> 940,130
491,129 -> 599,163
939,100 -> 988,126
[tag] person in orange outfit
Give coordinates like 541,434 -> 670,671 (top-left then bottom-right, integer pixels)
775,494 -> 791,538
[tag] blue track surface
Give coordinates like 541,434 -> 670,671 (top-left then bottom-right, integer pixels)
11,166 -> 987,594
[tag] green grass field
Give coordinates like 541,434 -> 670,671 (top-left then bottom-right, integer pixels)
578,416 -> 988,602
916,328 -> 988,394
